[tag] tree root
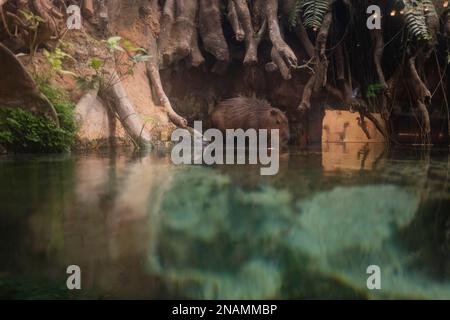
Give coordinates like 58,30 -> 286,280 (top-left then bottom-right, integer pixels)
298,11 -> 332,112
232,0 -> 266,66
189,27 -> 204,68
146,4 -> 188,130
266,0 -> 297,69
0,1 -> 13,38
157,0 -> 174,65
407,53 -> 432,143
227,0 -> 244,42
199,0 -> 229,75
1,0 -> 65,52
159,0 -> 199,67
147,61 -> 188,128
269,47 -> 291,80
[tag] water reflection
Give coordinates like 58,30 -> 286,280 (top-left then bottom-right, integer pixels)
322,143 -> 386,172
0,144 -> 449,299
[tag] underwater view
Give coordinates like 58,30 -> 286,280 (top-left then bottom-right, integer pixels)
1,144 -> 449,300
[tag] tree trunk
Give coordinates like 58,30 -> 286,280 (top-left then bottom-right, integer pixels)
100,72 -> 153,148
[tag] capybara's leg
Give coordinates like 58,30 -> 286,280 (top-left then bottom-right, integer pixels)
199,0 -> 230,74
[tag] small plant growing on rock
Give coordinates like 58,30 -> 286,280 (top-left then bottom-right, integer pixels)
0,84 -> 77,153
76,36 -> 150,91
19,10 -> 45,60
0,108 -> 74,153
43,47 -> 77,76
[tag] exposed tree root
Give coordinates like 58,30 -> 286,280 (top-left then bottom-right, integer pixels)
269,47 -> 292,80
371,30 -> 387,88
157,0 -> 175,66
145,1 -> 188,129
407,53 -> 432,143
266,0 -> 297,69
1,0 -> 65,53
188,27 -> 204,68
198,0 -> 229,75
147,61 -> 188,128
227,0 -> 244,42
161,0 -> 198,67
232,0 -> 266,66
298,11 -> 332,112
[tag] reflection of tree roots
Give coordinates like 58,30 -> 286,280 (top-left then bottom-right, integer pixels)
357,143 -> 370,171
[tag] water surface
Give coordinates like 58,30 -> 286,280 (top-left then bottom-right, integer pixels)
0,143 -> 449,299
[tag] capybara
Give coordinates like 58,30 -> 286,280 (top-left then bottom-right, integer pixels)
211,97 -> 290,146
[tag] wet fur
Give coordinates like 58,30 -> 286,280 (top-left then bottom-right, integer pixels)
211,96 -> 290,145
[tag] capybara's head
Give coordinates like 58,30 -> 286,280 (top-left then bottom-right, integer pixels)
261,108 -> 290,146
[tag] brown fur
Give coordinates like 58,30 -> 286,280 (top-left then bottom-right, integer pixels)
211,97 -> 290,145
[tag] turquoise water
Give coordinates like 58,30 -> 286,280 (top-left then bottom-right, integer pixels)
0,144 -> 449,299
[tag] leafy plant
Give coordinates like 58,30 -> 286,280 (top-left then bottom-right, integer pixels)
19,10 -> 45,59
366,83 -> 385,99
76,36 -> 150,90
0,84 -> 77,153
43,47 -> 77,76
289,0 -> 305,29
38,83 -> 77,135
403,0 -> 435,41
0,108 -> 74,153
300,0 -> 330,30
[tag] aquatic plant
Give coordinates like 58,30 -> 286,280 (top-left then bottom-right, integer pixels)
145,166 -> 450,299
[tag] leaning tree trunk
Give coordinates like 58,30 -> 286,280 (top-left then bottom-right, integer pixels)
99,72 -> 153,148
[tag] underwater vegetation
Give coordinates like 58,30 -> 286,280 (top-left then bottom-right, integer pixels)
147,166 -> 450,299
0,151 -> 449,299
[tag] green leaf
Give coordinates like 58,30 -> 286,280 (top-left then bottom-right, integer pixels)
131,54 -> 151,63
122,39 -> 144,53
89,58 -> 104,71
301,0 -> 330,30
105,36 -> 124,52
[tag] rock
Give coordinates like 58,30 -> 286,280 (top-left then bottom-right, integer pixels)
75,90 -> 123,145
0,43 -> 59,124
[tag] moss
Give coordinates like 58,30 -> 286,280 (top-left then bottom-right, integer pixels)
0,83 -> 77,153
37,82 -> 77,135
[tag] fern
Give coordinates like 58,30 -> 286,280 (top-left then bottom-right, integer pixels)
289,0 -> 305,29
301,0 -> 330,30
403,0 -> 431,41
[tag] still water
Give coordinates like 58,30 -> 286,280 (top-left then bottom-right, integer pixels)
0,143 -> 449,299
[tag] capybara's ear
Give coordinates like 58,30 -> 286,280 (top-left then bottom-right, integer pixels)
270,109 -> 278,117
